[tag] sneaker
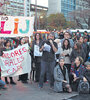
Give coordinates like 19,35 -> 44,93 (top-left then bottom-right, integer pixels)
10,81 -> 16,85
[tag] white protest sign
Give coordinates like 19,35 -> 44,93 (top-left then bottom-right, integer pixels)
0,43 -> 31,77
34,45 -> 42,56
0,16 -> 34,37
44,43 -> 51,52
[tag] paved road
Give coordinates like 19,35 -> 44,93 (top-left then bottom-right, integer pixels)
0,80 -> 78,100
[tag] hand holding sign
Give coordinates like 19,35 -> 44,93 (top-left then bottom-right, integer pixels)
43,43 -> 51,52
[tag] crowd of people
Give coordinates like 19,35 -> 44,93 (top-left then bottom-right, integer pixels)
0,37 -> 30,89
0,29 -> 90,93
31,29 -> 90,93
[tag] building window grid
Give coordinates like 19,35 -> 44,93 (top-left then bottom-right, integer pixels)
61,0 -> 76,19
4,0 -> 29,16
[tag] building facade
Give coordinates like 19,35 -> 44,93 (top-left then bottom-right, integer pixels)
48,0 -> 76,20
30,3 -> 48,30
76,0 -> 89,10
61,0 -> 76,20
0,0 -> 30,16
48,0 -> 61,15
30,0 -> 48,17
75,0 -> 89,28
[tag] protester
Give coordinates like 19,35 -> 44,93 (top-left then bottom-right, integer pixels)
61,32 -> 74,48
70,56 -> 86,91
0,28 -> 90,93
70,42 -> 86,62
31,33 -> 43,82
83,36 -> 89,61
0,38 -> 4,79
83,31 -> 89,42
39,33 -> 58,88
10,37 -> 20,48
60,39 -> 72,73
54,31 -> 59,39
76,30 -> 81,40
18,38 -> 29,83
78,36 -> 87,60
54,57 -> 72,93
58,29 -> 64,39
0,38 -> 4,56
83,61 -> 90,86
3,39 -> 16,85
72,33 -> 77,42
0,64 -> 7,90
0,79 -> 7,90
66,28 -> 72,36
87,43 -> 90,61
54,39 -> 61,63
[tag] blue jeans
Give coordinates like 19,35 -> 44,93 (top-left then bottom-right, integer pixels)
39,60 -> 55,87
0,80 -> 5,89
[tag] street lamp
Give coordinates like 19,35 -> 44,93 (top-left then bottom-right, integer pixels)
35,0 -> 37,31
38,15 -> 43,29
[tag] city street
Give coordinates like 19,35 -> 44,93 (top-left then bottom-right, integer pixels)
0,79 -> 90,100
0,0 -> 90,100
0,79 -> 78,100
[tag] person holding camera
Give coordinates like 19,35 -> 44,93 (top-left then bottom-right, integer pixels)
39,33 -> 58,88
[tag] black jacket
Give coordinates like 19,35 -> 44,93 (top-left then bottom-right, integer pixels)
70,48 -> 86,62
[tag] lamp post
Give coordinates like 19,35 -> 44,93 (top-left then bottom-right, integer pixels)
35,0 -> 37,31
38,15 -> 43,29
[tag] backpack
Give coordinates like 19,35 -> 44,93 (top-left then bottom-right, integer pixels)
78,80 -> 90,94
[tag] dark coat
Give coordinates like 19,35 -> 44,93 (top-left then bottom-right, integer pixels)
31,39 -> 43,62
84,69 -> 90,82
70,48 -> 86,62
